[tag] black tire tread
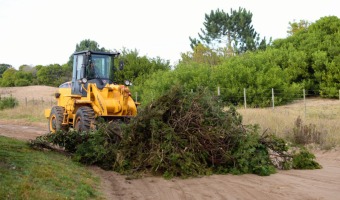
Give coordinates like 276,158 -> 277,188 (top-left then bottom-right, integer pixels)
75,106 -> 96,132
49,106 -> 68,132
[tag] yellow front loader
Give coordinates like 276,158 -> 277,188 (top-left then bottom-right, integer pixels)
44,50 -> 138,132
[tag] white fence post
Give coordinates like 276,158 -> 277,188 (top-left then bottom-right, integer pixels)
272,88 -> 274,109
217,86 -> 220,96
303,89 -> 306,118
244,88 -> 247,109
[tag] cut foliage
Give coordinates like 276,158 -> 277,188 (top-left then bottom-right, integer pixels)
31,86 -> 321,178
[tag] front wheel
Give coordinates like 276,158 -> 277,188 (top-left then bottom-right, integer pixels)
74,107 -> 95,132
48,106 -> 69,133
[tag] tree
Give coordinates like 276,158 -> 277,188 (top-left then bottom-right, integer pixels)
0,64 -> 12,78
14,70 -> 33,86
273,16 -> 340,96
75,39 -> 107,52
67,39 -> 109,70
181,43 -> 220,66
37,64 -> 68,86
1,68 -> 17,86
190,7 -> 266,54
113,49 -> 170,85
287,20 -> 310,36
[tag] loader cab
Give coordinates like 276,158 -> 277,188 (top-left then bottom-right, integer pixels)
71,50 -> 120,96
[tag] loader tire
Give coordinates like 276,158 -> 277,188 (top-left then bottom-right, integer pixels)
74,106 -> 95,132
49,106 -> 68,133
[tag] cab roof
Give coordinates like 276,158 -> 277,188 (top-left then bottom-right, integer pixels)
73,50 -> 120,57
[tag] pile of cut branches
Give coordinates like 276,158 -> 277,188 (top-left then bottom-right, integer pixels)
31,86 -> 321,178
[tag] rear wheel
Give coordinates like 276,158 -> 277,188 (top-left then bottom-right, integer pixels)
74,107 -> 95,132
48,106 -> 68,133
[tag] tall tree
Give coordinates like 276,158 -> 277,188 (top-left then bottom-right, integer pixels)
190,7 -> 266,54
287,20 -> 310,36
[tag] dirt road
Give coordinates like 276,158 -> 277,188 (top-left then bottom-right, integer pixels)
1,120 -> 340,200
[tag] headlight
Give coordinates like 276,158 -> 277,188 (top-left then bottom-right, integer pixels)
124,80 -> 132,86
81,78 -> 88,84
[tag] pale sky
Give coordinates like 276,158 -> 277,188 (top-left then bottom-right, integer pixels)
0,0 -> 339,69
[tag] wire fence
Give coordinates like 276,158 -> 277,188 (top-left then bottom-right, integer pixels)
133,87 -> 340,120
1,87 -> 340,119
0,94 -> 57,107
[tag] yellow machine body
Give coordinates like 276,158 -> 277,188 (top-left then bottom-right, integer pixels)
45,82 -> 137,127
45,50 -> 139,132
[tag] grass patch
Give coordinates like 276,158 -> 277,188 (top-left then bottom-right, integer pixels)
0,103 -> 47,123
0,136 -> 103,200
238,99 -> 340,148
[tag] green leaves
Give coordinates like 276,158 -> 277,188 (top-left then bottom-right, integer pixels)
274,16 -> 340,96
292,149 -> 321,169
36,64 -> 69,86
0,63 -> 11,77
113,49 -> 170,85
190,7 -> 267,54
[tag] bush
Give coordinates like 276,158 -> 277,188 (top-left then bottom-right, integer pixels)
0,96 -> 18,110
14,79 -> 30,86
293,149 -> 322,169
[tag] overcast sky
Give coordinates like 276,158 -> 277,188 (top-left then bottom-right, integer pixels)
0,0 -> 339,69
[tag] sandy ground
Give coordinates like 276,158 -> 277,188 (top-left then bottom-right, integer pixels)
1,86 -> 340,199
1,120 -> 340,200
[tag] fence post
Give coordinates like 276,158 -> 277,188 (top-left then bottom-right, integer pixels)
303,89 -> 306,118
272,88 -> 274,109
217,86 -> 220,96
191,89 -> 193,93
135,92 -> 138,102
243,88 -> 247,109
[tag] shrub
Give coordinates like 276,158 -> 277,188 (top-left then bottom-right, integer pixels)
0,96 -> 18,110
292,116 -> 326,145
292,148 -> 322,169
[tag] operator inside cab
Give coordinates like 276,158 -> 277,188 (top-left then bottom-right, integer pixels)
87,61 -> 97,79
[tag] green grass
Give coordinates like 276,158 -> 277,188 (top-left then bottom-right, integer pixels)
0,136 -> 103,200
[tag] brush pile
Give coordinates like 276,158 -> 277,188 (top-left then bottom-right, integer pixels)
31,86 -> 320,178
